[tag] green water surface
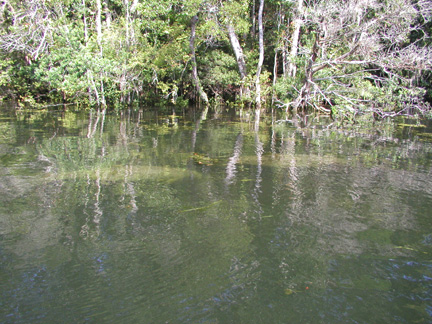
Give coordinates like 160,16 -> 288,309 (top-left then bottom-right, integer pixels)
1,108 -> 431,323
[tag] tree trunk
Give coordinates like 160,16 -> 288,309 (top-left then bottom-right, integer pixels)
272,50 -> 278,104
131,0 -> 139,12
95,0 -> 103,56
272,5 -> 283,103
95,0 -> 106,109
287,0 -> 303,78
255,0 -> 264,108
82,0 -> 92,102
227,24 -> 247,79
227,24 -> 249,98
124,0 -> 130,46
190,15 -> 208,104
294,34 -> 320,110
82,0 -> 88,42
251,0 -> 256,39
103,0 -> 111,28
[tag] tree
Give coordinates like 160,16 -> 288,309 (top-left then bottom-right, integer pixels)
287,0 -> 303,78
190,15 -> 209,104
0,0 -> 430,117
282,0 -> 432,117
93,0 -> 106,109
227,24 -> 248,88
222,1 -> 251,100
255,0 -> 265,109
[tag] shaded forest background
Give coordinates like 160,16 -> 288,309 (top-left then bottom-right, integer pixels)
0,0 -> 431,118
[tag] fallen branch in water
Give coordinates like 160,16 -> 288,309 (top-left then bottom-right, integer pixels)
179,200 -> 222,213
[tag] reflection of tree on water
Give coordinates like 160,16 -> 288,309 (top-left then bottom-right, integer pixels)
225,133 -> 243,186
86,108 -> 106,138
191,106 -> 208,152
252,132 -> 264,219
2,110 -> 432,323
123,164 -> 139,216
79,168 -> 103,239
32,111 -> 259,321
219,117 -> 432,322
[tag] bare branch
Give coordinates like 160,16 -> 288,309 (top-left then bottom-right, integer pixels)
289,0 -> 432,116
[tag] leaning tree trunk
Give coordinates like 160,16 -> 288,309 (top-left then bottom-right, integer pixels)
190,15 -> 208,104
255,0 -> 264,109
227,24 -> 250,99
287,0 -> 303,78
293,34 -> 320,110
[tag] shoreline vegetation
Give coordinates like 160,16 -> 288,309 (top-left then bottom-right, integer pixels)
0,0 -> 431,121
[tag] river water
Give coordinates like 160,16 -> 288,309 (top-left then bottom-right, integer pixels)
1,107 -> 431,323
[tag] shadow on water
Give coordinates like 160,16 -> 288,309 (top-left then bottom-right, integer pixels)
0,106 -> 431,323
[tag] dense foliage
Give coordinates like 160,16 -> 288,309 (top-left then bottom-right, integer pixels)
0,0 -> 431,118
